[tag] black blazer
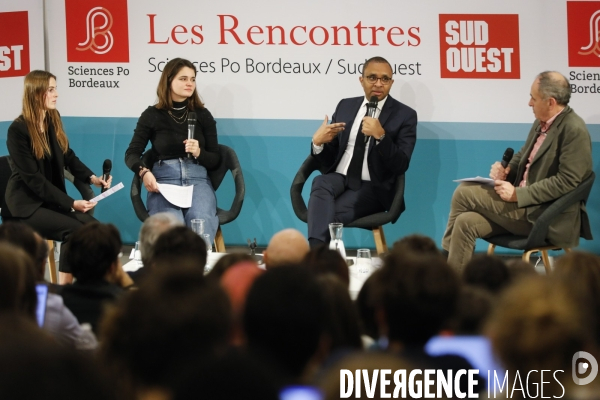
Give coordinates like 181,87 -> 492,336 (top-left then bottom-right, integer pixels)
6,116 -> 94,218
312,95 -> 417,210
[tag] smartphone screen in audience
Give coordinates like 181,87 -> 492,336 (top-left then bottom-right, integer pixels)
279,385 -> 323,400
35,283 -> 49,327
425,335 -> 505,385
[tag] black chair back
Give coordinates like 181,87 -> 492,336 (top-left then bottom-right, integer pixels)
290,154 -> 405,229
485,171 -> 595,250
523,171 -> 595,248
130,145 -> 245,225
0,156 -> 14,221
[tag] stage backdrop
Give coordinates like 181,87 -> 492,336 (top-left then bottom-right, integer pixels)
1,0 -> 599,254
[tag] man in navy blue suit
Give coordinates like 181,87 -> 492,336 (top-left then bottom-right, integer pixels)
308,56 -> 418,246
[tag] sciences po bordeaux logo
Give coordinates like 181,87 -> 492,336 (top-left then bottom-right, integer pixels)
567,1 -> 600,67
65,0 -> 129,63
438,14 -> 520,79
0,11 -> 30,78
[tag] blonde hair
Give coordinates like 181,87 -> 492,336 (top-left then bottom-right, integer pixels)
19,70 -> 68,159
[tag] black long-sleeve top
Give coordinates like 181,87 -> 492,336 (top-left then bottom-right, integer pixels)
125,102 -> 220,173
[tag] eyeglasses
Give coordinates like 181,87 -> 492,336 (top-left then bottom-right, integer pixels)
364,75 -> 392,85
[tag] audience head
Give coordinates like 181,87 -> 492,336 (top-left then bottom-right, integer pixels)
263,228 -> 309,269
139,212 -> 184,266
0,221 -> 47,280
244,266 -> 327,378
171,349 -> 280,400
504,258 -> 537,281
219,262 -> 264,345
355,271 -> 381,340
65,222 -> 121,283
487,276 -> 594,397
463,254 -> 510,294
554,251 -> 600,345
100,267 -> 231,395
0,313 -> 115,400
319,352 -> 417,400
391,234 -> 441,257
450,285 -> 495,335
373,253 -> 460,347
206,253 -> 257,282
0,243 -> 37,319
315,274 -> 363,352
149,226 -> 207,269
303,245 -> 350,287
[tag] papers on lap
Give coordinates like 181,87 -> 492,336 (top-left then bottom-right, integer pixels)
90,182 -> 124,202
157,183 -> 194,208
453,176 -> 494,185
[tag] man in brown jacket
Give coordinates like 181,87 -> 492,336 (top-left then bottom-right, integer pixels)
443,71 -> 593,272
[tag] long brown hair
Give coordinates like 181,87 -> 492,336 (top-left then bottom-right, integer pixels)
155,58 -> 204,110
19,70 -> 68,159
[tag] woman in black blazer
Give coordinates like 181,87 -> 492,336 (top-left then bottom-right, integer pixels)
6,70 -> 111,284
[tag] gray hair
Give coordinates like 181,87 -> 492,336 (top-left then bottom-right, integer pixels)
139,212 -> 184,263
537,71 -> 571,106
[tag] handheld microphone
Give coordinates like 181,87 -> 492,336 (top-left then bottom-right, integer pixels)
365,96 -> 378,143
187,111 -> 197,159
101,159 -> 111,193
500,147 -> 514,168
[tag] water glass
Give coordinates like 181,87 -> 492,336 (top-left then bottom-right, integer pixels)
191,219 -> 205,236
328,222 -> 346,259
134,241 -> 142,265
329,222 -> 343,241
356,248 -> 373,277
349,249 -> 372,294
202,233 -> 213,254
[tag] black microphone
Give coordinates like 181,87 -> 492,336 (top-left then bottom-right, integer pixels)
101,159 -> 111,193
500,147 -> 514,168
364,96 -> 378,143
187,111 -> 197,159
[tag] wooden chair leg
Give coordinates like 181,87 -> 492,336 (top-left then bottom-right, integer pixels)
541,250 -> 553,274
487,243 -> 496,255
47,240 -> 57,284
372,226 -> 387,255
522,250 -> 535,263
214,226 -> 225,253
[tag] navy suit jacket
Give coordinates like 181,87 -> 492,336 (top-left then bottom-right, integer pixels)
312,95 -> 417,210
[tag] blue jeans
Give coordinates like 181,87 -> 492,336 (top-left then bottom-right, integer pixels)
147,158 -> 218,243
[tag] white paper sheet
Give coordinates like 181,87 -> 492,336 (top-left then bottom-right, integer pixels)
90,182 -> 124,202
453,176 -> 495,185
157,183 -> 194,208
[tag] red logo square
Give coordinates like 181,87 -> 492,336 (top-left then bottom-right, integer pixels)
439,14 -> 520,79
0,11 -> 30,78
567,1 -> 600,67
65,0 -> 129,63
